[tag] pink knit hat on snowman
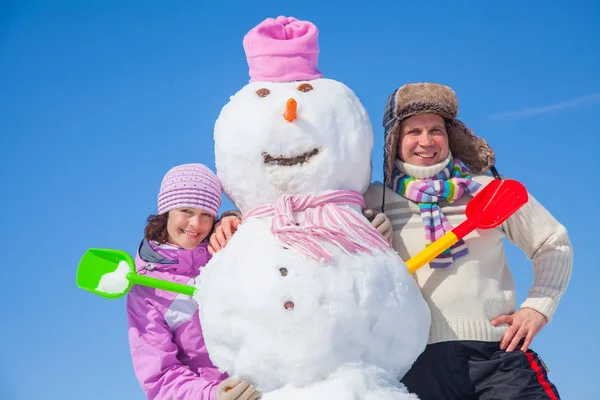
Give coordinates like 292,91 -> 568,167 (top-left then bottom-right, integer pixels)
243,16 -> 323,82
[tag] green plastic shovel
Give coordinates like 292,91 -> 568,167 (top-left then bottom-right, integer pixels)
76,248 -> 195,299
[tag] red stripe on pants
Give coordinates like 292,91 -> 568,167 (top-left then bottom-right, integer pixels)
526,352 -> 558,400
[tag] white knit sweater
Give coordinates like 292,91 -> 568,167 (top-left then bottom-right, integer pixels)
364,163 -> 573,344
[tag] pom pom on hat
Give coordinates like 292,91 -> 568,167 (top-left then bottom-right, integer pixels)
243,16 -> 323,82
157,164 -> 222,217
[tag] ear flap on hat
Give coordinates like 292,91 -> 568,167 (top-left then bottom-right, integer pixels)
383,119 -> 401,184
446,119 -> 495,173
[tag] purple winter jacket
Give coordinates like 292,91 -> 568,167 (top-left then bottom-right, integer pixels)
126,239 -> 227,400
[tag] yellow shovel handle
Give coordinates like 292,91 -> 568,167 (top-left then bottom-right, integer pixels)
405,232 -> 459,274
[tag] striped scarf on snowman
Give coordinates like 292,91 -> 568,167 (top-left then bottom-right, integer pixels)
244,190 -> 391,262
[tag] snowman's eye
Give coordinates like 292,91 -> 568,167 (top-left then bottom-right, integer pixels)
256,88 -> 270,98
297,83 -> 313,93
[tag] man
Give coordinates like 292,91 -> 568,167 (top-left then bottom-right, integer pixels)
363,82 -> 572,400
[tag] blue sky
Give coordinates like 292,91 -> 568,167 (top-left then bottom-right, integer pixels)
1,1 -> 598,399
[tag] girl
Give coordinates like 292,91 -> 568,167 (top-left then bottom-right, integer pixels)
126,163 -> 260,400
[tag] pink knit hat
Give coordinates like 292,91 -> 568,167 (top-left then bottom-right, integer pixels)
157,164 -> 222,217
243,16 -> 323,82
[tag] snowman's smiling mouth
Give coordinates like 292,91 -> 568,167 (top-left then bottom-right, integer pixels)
262,148 -> 320,166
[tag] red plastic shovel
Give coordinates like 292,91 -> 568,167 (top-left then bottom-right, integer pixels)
405,179 -> 528,274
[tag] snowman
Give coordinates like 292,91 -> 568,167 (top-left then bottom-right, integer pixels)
195,16 -> 431,399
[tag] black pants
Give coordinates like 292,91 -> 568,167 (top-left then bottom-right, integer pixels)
402,341 -> 560,400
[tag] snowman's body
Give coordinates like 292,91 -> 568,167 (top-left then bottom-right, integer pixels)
197,213 -> 429,399
195,77 -> 431,399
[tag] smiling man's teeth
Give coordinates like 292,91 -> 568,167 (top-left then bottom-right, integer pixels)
416,153 -> 435,158
183,231 -> 199,237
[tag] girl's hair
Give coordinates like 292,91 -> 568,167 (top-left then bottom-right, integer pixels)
144,213 -> 170,244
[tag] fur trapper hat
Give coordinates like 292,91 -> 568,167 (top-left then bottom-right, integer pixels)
382,82 -> 495,183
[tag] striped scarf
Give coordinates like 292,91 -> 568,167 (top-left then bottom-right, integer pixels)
243,190 -> 391,263
389,159 -> 481,268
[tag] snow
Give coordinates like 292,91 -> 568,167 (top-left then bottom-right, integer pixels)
96,260 -> 130,294
261,365 -> 419,400
193,76 -> 431,399
196,218 -> 430,398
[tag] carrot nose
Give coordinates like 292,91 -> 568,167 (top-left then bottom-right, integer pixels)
284,98 -> 297,122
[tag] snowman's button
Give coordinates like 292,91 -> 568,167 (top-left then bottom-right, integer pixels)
282,246 -> 289,250
279,267 -> 288,276
284,301 -> 295,310
295,222 -> 300,226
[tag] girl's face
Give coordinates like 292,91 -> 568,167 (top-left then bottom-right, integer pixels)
166,208 -> 214,250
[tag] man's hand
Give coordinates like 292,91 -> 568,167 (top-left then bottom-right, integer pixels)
491,307 -> 548,352
216,377 -> 261,400
364,209 -> 393,244
209,215 -> 241,255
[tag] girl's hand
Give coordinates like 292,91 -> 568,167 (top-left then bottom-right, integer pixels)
209,215 -> 241,255
216,378 -> 261,400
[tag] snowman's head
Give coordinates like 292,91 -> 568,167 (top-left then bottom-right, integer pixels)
214,78 -> 373,213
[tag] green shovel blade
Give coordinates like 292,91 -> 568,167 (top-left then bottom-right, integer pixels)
77,248 -> 135,298
77,248 -> 196,299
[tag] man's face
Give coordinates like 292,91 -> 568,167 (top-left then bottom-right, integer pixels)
397,113 -> 450,167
